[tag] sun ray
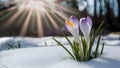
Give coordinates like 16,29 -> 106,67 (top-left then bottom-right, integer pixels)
0,6 -> 17,16
54,3 -> 77,14
52,8 -> 68,20
50,11 -> 64,26
0,8 -> 17,22
42,12 -> 51,29
1,7 -> 25,29
29,10 -> 36,33
0,0 -> 80,36
36,9 -> 44,37
16,9 -> 29,28
42,1 -> 68,19
44,10 -> 59,29
19,8 -> 33,36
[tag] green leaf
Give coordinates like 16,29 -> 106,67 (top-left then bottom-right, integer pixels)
88,21 -> 104,58
101,42 -> 105,55
17,41 -> 21,48
95,21 -> 104,36
81,38 -> 86,58
73,41 -> 81,61
53,38 -> 76,60
62,33 -> 74,49
94,29 -> 103,58
81,37 -> 90,61
62,33 -> 83,61
7,43 -> 14,49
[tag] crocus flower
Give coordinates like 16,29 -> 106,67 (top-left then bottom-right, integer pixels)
65,16 -> 80,42
80,16 -> 92,43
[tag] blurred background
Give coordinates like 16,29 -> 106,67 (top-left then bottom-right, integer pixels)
0,0 -> 120,37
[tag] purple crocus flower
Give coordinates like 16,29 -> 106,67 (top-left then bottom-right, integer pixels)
65,16 -> 80,42
80,16 -> 92,43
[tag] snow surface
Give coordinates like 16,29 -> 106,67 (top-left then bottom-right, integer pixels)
0,34 -> 120,68
0,37 -> 74,51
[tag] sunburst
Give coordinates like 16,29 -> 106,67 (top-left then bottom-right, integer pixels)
0,0 -> 80,37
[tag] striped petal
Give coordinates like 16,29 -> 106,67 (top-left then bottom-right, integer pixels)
70,16 -> 79,26
87,16 -> 92,29
65,16 -> 80,42
80,16 -> 92,42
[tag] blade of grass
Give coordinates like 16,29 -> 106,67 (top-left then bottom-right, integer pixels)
18,41 -> 21,48
88,21 -> 104,58
7,43 -> 14,49
63,32 -> 83,61
101,42 -> 105,55
94,29 -> 103,58
95,21 -> 104,36
73,41 -> 81,61
62,33 -> 74,48
53,38 -> 76,60
81,37 -> 86,60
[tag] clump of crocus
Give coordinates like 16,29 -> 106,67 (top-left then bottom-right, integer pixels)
53,16 -> 105,61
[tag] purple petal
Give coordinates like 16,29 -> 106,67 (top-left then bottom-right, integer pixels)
80,18 -> 87,26
65,17 -> 79,38
66,24 -> 76,36
69,16 -> 79,33
66,24 -> 72,31
80,17 -> 91,36
87,16 -> 92,28
70,16 -> 79,25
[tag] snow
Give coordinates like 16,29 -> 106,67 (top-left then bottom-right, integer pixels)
0,34 -> 120,68
0,37 -> 74,51
101,34 -> 120,46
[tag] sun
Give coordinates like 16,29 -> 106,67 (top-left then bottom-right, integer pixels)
18,0 -> 45,10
